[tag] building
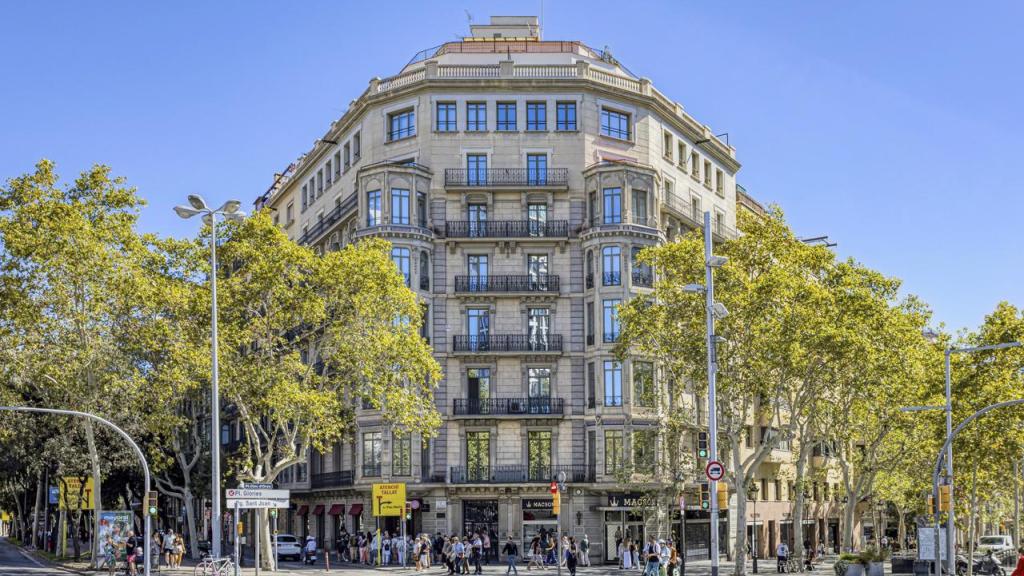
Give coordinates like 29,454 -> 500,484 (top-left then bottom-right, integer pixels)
251,16 -> 833,563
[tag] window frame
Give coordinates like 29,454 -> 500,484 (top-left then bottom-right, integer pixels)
556,101 -> 577,131
526,101 -> 547,131
387,108 -> 416,142
436,101 -> 457,132
496,101 -> 517,131
466,102 -> 487,132
600,107 -> 631,141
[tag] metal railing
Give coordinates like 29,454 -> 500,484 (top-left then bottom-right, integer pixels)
361,463 -> 382,477
453,397 -> 565,416
602,271 -> 621,286
449,464 -> 593,484
632,271 -> 653,288
445,220 -> 569,238
603,331 -> 620,344
452,334 -> 563,353
444,168 -> 569,187
310,470 -> 354,489
585,273 -> 594,289
296,194 -> 358,246
454,274 -> 559,293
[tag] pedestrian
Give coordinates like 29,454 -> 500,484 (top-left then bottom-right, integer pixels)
642,538 -> 660,576
630,538 -> 639,570
161,529 -> 175,567
659,540 -> 670,576
528,536 -> 545,571
579,535 -> 589,567
472,532 -> 484,574
667,541 -> 679,576
1009,546 -> 1024,576
397,533 -> 407,566
566,538 -> 577,576
776,541 -> 789,573
483,531 -> 492,565
621,539 -> 632,570
560,534 -> 570,567
504,536 -> 519,575
174,532 -> 185,568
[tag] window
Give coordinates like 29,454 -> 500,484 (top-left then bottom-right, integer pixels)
600,108 -> 630,140
526,101 -> 546,130
392,434 -> 411,476
309,178 -> 315,201
632,189 -> 648,225
391,189 -> 410,225
604,360 -> 622,406
333,152 -> 341,177
391,247 -> 410,286
468,203 -> 487,237
715,211 -> 725,237
527,154 -> 547,186
663,131 -> 673,159
528,367 -> 551,398
585,250 -> 594,289
286,202 -> 293,224
632,430 -> 656,474
691,196 -> 702,225
352,132 -> 360,160
466,102 -> 487,131
633,361 -> 655,407
301,185 -> 308,211
760,427 -> 790,451
602,187 -> 622,224
496,102 -> 517,131
467,308 -> 490,350
587,362 -> 596,408
602,246 -> 621,286
467,254 -> 488,291
325,161 -> 333,186
678,142 -> 687,168
436,102 -> 457,132
420,303 -> 430,341
416,192 -> 427,228
691,152 -> 700,178
556,101 -> 576,131
605,430 -> 623,474
716,169 -> 724,195
344,143 -> 351,169
317,170 -> 323,196
388,109 -> 415,141
603,299 -> 621,342
528,308 -> 550,350
527,254 -> 549,290
704,160 -> 712,186
362,431 -> 382,476
419,251 -> 430,291
632,246 -> 652,287
466,431 -> 490,481
528,431 -> 552,481
366,190 -> 381,226
467,154 -> 488,186
220,424 -> 230,445
527,203 -> 548,237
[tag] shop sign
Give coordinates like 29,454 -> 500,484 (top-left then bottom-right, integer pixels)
522,498 -> 554,511
436,499 -> 447,512
607,492 -> 658,509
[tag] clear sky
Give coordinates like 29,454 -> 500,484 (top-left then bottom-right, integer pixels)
2,0 -> 1020,333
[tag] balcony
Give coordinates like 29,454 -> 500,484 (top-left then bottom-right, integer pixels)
602,272 -> 621,286
444,168 -> 569,188
310,470 -> 354,489
452,334 -> 563,354
603,331 -> 620,344
454,274 -> 560,294
362,463 -> 382,477
585,273 -> 594,289
296,194 -> 358,246
453,397 -> 564,417
449,464 -> 593,484
445,220 -> 569,239
632,271 -> 653,288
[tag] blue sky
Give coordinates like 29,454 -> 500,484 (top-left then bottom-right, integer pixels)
1,1 -> 1020,333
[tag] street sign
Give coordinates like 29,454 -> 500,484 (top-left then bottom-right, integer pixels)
372,482 -> 406,516
48,487 -> 59,505
705,460 -> 725,481
225,498 -> 290,509
226,488 -> 290,500
238,482 -> 274,489
59,477 -> 95,510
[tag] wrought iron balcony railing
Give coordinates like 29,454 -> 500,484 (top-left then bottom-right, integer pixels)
445,168 -> 569,187
602,271 -> 621,286
449,464 -> 593,484
296,193 -> 358,246
452,334 -> 563,353
310,470 -> 354,489
632,271 -> 653,288
454,274 -> 559,293
453,397 -> 564,416
445,220 -> 569,239
362,463 -> 382,477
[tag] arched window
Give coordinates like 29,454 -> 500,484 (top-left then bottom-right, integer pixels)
419,251 -> 430,291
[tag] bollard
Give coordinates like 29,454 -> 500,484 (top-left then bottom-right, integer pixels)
326,548 -> 331,572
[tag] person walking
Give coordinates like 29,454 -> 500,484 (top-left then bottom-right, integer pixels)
1009,546 -> 1024,576
579,535 -> 590,567
472,533 -> 484,574
528,536 -> 545,571
642,538 -> 660,576
667,541 -> 679,576
162,529 -> 175,568
621,539 -> 632,570
776,541 -> 790,573
566,538 -> 578,576
503,536 -> 519,575
658,540 -> 670,576
631,538 -> 640,571
173,531 -> 185,568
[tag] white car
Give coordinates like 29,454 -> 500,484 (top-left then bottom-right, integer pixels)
274,533 -> 303,561
977,535 -> 1014,555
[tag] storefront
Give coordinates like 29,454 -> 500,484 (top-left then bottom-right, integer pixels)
463,500 -> 499,544
522,498 -> 558,555
682,510 -> 729,561
601,493 -> 659,563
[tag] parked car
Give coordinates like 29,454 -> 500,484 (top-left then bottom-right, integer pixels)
976,535 -> 1014,555
274,533 -> 303,561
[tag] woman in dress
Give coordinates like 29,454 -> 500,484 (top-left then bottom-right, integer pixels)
621,539 -> 633,570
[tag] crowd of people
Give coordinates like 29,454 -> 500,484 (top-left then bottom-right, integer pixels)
614,536 -> 681,576
101,528 -> 184,575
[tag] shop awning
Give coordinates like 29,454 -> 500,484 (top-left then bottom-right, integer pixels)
296,505 -> 309,516
328,504 -> 345,516
312,505 -> 324,515
348,503 -> 363,516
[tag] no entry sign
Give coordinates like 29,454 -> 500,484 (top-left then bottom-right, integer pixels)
705,460 -> 725,481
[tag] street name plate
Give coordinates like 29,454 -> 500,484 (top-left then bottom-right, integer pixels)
226,498 -> 290,509
226,488 -> 290,499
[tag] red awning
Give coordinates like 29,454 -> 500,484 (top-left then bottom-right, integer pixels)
312,505 -> 324,515
296,505 -> 309,516
328,504 -> 345,516
348,503 -> 363,516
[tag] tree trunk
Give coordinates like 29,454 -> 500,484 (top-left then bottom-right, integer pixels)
843,499 -> 857,552
897,509 -> 906,550
792,440 -> 812,562
967,463 -> 979,576
731,433 -> 748,576
84,419 -> 103,568
183,487 -> 199,560
30,471 -> 43,548
71,511 -> 81,560
258,508 -> 274,570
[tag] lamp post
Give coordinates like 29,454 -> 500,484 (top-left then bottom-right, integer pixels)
174,195 -> 246,559
682,211 -> 730,576
747,484 -> 760,573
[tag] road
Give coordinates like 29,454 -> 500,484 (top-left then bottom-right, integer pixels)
0,537 -> 64,575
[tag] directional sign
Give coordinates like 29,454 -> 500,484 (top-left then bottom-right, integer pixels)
705,460 -> 725,482
226,488 -> 290,500
238,482 -> 274,489
225,498 -> 290,509
372,483 -> 406,517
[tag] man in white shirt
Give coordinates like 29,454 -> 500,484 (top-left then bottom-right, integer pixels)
776,542 -> 790,573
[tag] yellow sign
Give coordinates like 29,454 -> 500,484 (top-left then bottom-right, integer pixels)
371,483 -> 406,517
59,477 -> 95,510
1,511 -> 10,521
552,492 -> 561,515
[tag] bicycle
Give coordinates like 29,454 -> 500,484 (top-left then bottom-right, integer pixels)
195,555 -> 235,576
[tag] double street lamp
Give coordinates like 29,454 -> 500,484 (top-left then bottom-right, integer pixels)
174,195 -> 246,559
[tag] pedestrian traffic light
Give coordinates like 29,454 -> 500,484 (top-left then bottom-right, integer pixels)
939,484 -> 951,512
697,432 -> 709,459
700,483 -> 710,510
717,483 -> 729,510
146,491 -> 158,517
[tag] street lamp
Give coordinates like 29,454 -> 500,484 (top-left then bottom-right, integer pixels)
174,194 -> 245,559
747,483 -> 760,573
682,212 -> 729,576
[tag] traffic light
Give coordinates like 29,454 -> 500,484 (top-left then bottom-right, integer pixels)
700,483 -> 710,510
927,495 -> 935,514
939,484 -> 951,512
550,481 -> 558,494
717,483 -> 729,510
697,432 -> 709,459
146,491 -> 158,517
552,492 -> 561,516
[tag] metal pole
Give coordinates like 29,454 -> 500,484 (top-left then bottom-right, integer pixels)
944,350 -> 954,576
255,510 -> 260,576
210,217 -> 223,560
0,406 -> 153,576
557,504 -> 562,576
753,499 -> 758,573
274,514 -> 279,572
234,502 -> 240,576
704,211 -> 720,576
1015,460 -> 1021,551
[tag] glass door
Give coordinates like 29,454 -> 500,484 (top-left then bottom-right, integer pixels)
468,255 -> 489,292
467,368 -> 491,415
527,203 -> 548,236
468,203 -> 487,237
467,308 -> 490,351
528,308 -> 550,351
527,254 -> 548,291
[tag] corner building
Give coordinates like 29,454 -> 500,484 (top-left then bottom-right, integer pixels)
255,16 -> 744,563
